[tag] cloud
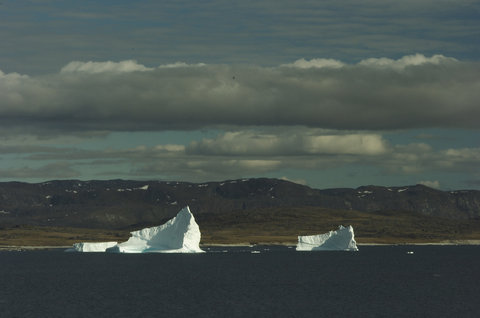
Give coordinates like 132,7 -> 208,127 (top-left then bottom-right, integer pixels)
153,144 -> 186,153
131,158 -> 283,182
418,180 -> 440,189
444,148 -> 480,162
60,60 -> 154,73
280,176 -> 307,185
0,162 -> 80,179
375,144 -> 480,176
0,54 -> 478,135
187,131 -> 388,156
3,126 -> 478,185
284,54 -> 454,70
357,54 -> 456,69
1,0 -> 479,76
282,58 -> 345,69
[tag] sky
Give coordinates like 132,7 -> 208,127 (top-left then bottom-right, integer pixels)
0,0 -> 479,190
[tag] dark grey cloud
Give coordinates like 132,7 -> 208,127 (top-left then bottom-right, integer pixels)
0,55 -> 478,134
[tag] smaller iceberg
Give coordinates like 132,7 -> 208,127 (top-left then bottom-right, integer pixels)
296,225 -> 358,251
65,241 -> 118,252
106,206 -> 203,253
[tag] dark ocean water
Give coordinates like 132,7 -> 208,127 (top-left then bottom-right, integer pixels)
1,245 -> 479,318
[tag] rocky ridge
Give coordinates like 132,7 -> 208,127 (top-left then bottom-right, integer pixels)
0,178 -> 479,230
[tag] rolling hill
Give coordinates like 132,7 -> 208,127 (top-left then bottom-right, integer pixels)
1,178 -> 480,246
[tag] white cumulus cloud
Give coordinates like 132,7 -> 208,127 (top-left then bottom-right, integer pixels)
283,58 -> 345,69
60,60 -> 154,73
358,54 -> 457,69
187,131 -> 388,156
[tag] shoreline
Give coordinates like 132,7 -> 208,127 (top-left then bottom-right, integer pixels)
0,245 -> 71,251
359,239 -> 480,246
2,240 -> 480,251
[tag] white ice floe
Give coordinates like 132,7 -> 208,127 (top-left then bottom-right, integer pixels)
65,241 -> 118,252
296,225 -> 358,251
106,206 -> 203,253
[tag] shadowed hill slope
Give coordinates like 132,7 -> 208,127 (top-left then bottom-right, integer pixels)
0,178 -> 479,231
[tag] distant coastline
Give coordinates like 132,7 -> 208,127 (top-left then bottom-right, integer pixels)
2,239 -> 480,252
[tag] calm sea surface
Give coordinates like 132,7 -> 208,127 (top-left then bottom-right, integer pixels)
1,245 -> 479,318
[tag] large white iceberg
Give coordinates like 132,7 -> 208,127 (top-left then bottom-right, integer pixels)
296,225 -> 358,251
106,206 -> 204,253
65,241 -> 118,252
